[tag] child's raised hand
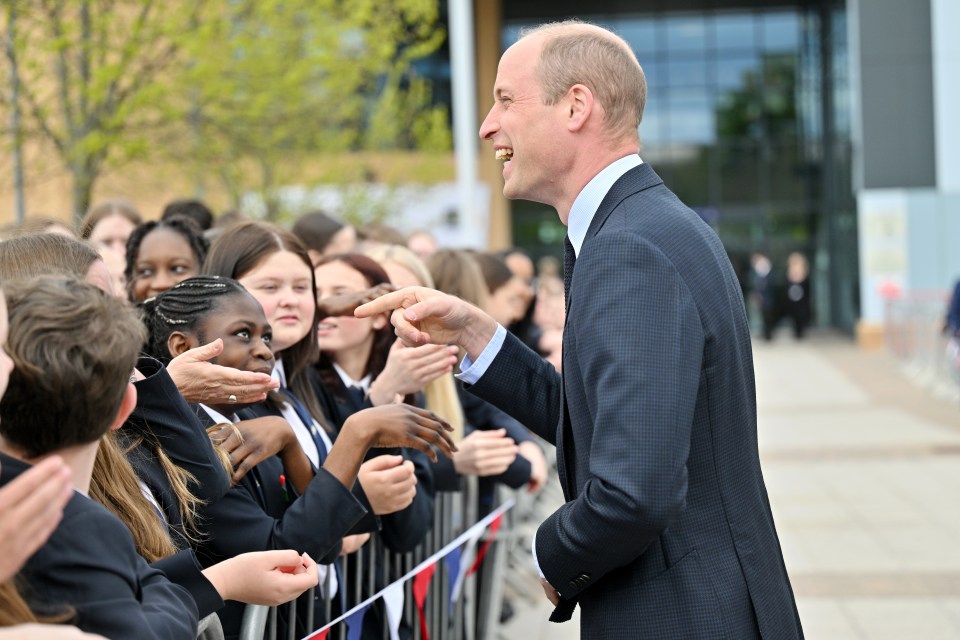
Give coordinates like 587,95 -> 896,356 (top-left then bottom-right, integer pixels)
358,454 -> 417,514
344,405 -> 456,462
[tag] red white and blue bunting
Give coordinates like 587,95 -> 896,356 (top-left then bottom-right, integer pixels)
303,498 -> 515,640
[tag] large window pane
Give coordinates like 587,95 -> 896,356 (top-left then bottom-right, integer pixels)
716,55 -> 761,93
665,97 -> 716,146
714,12 -> 756,53
664,15 -> 707,56
616,16 -> 657,57
762,12 -> 801,53
667,58 -> 709,88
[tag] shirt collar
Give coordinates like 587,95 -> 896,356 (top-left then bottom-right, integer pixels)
333,363 -> 371,393
271,359 -> 287,388
567,154 -> 643,256
199,403 -> 238,425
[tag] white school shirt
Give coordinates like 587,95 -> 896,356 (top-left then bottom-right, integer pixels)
272,359 -> 333,469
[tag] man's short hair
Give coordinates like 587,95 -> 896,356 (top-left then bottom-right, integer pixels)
522,21 -> 647,142
0,276 -> 145,457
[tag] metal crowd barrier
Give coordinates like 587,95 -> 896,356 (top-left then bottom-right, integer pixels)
239,475 -> 505,640
238,433 -> 565,640
884,290 -> 959,404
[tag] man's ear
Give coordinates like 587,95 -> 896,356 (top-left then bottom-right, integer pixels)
565,84 -> 595,132
109,383 -> 138,431
167,331 -> 197,358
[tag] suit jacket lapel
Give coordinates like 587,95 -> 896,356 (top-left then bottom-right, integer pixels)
559,163 -> 664,499
583,163 -> 664,244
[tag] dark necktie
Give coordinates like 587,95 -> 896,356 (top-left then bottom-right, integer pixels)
346,385 -> 367,410
564,235 -> 576,312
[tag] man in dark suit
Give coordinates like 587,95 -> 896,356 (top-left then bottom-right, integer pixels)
358,20 -> 802,639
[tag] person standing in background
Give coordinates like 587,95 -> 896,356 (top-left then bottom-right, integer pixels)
785,252 -> 812,340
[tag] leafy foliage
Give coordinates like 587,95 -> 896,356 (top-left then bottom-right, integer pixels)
1,0 -> 450,221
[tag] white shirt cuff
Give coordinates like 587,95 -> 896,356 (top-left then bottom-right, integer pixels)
455,324 -> 507,385
532,530 -> 545,579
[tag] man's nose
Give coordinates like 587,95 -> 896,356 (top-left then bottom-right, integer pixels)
479,104 -> 498,140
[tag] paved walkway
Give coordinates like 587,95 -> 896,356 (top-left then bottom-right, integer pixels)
498,331 -> 960,639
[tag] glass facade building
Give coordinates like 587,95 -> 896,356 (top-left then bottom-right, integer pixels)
501,0 -> 858,331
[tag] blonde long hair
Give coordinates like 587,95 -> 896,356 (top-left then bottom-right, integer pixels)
365,244 -> 465,441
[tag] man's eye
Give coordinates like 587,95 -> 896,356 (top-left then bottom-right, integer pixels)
235,330 -> 251,340
172,265 -> 192,274
135,268 -> 153,278
263,335 -> 272,345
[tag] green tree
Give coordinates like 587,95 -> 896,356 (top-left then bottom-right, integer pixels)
1,0 -> 197,221
179,0 -> 449,218
1,0 -> 450,222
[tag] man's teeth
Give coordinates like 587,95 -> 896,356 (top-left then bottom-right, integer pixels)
495,148 -> 513,161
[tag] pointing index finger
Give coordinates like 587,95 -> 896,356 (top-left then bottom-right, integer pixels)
355,290 -> 402,318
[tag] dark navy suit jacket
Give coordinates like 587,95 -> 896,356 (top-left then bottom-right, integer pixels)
469,164 -> 803,639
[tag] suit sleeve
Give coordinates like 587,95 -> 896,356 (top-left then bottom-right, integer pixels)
468,332 -> 563,445
537,233 -> 704,599
28,506 -> 199,639
129,357 -> 231,502
459,375 -> 534,489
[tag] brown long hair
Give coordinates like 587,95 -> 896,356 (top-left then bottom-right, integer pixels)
92,434 -> 179,565
203,221 -> 327,427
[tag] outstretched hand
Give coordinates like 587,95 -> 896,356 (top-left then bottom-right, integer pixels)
203,550 -> 318,606
323,403 -> 456,493
344,404 -> 457,463
355,286 -> 498,361
167,339 -> 279,405
368,339 -> 459,404
453,429 -> 518,477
